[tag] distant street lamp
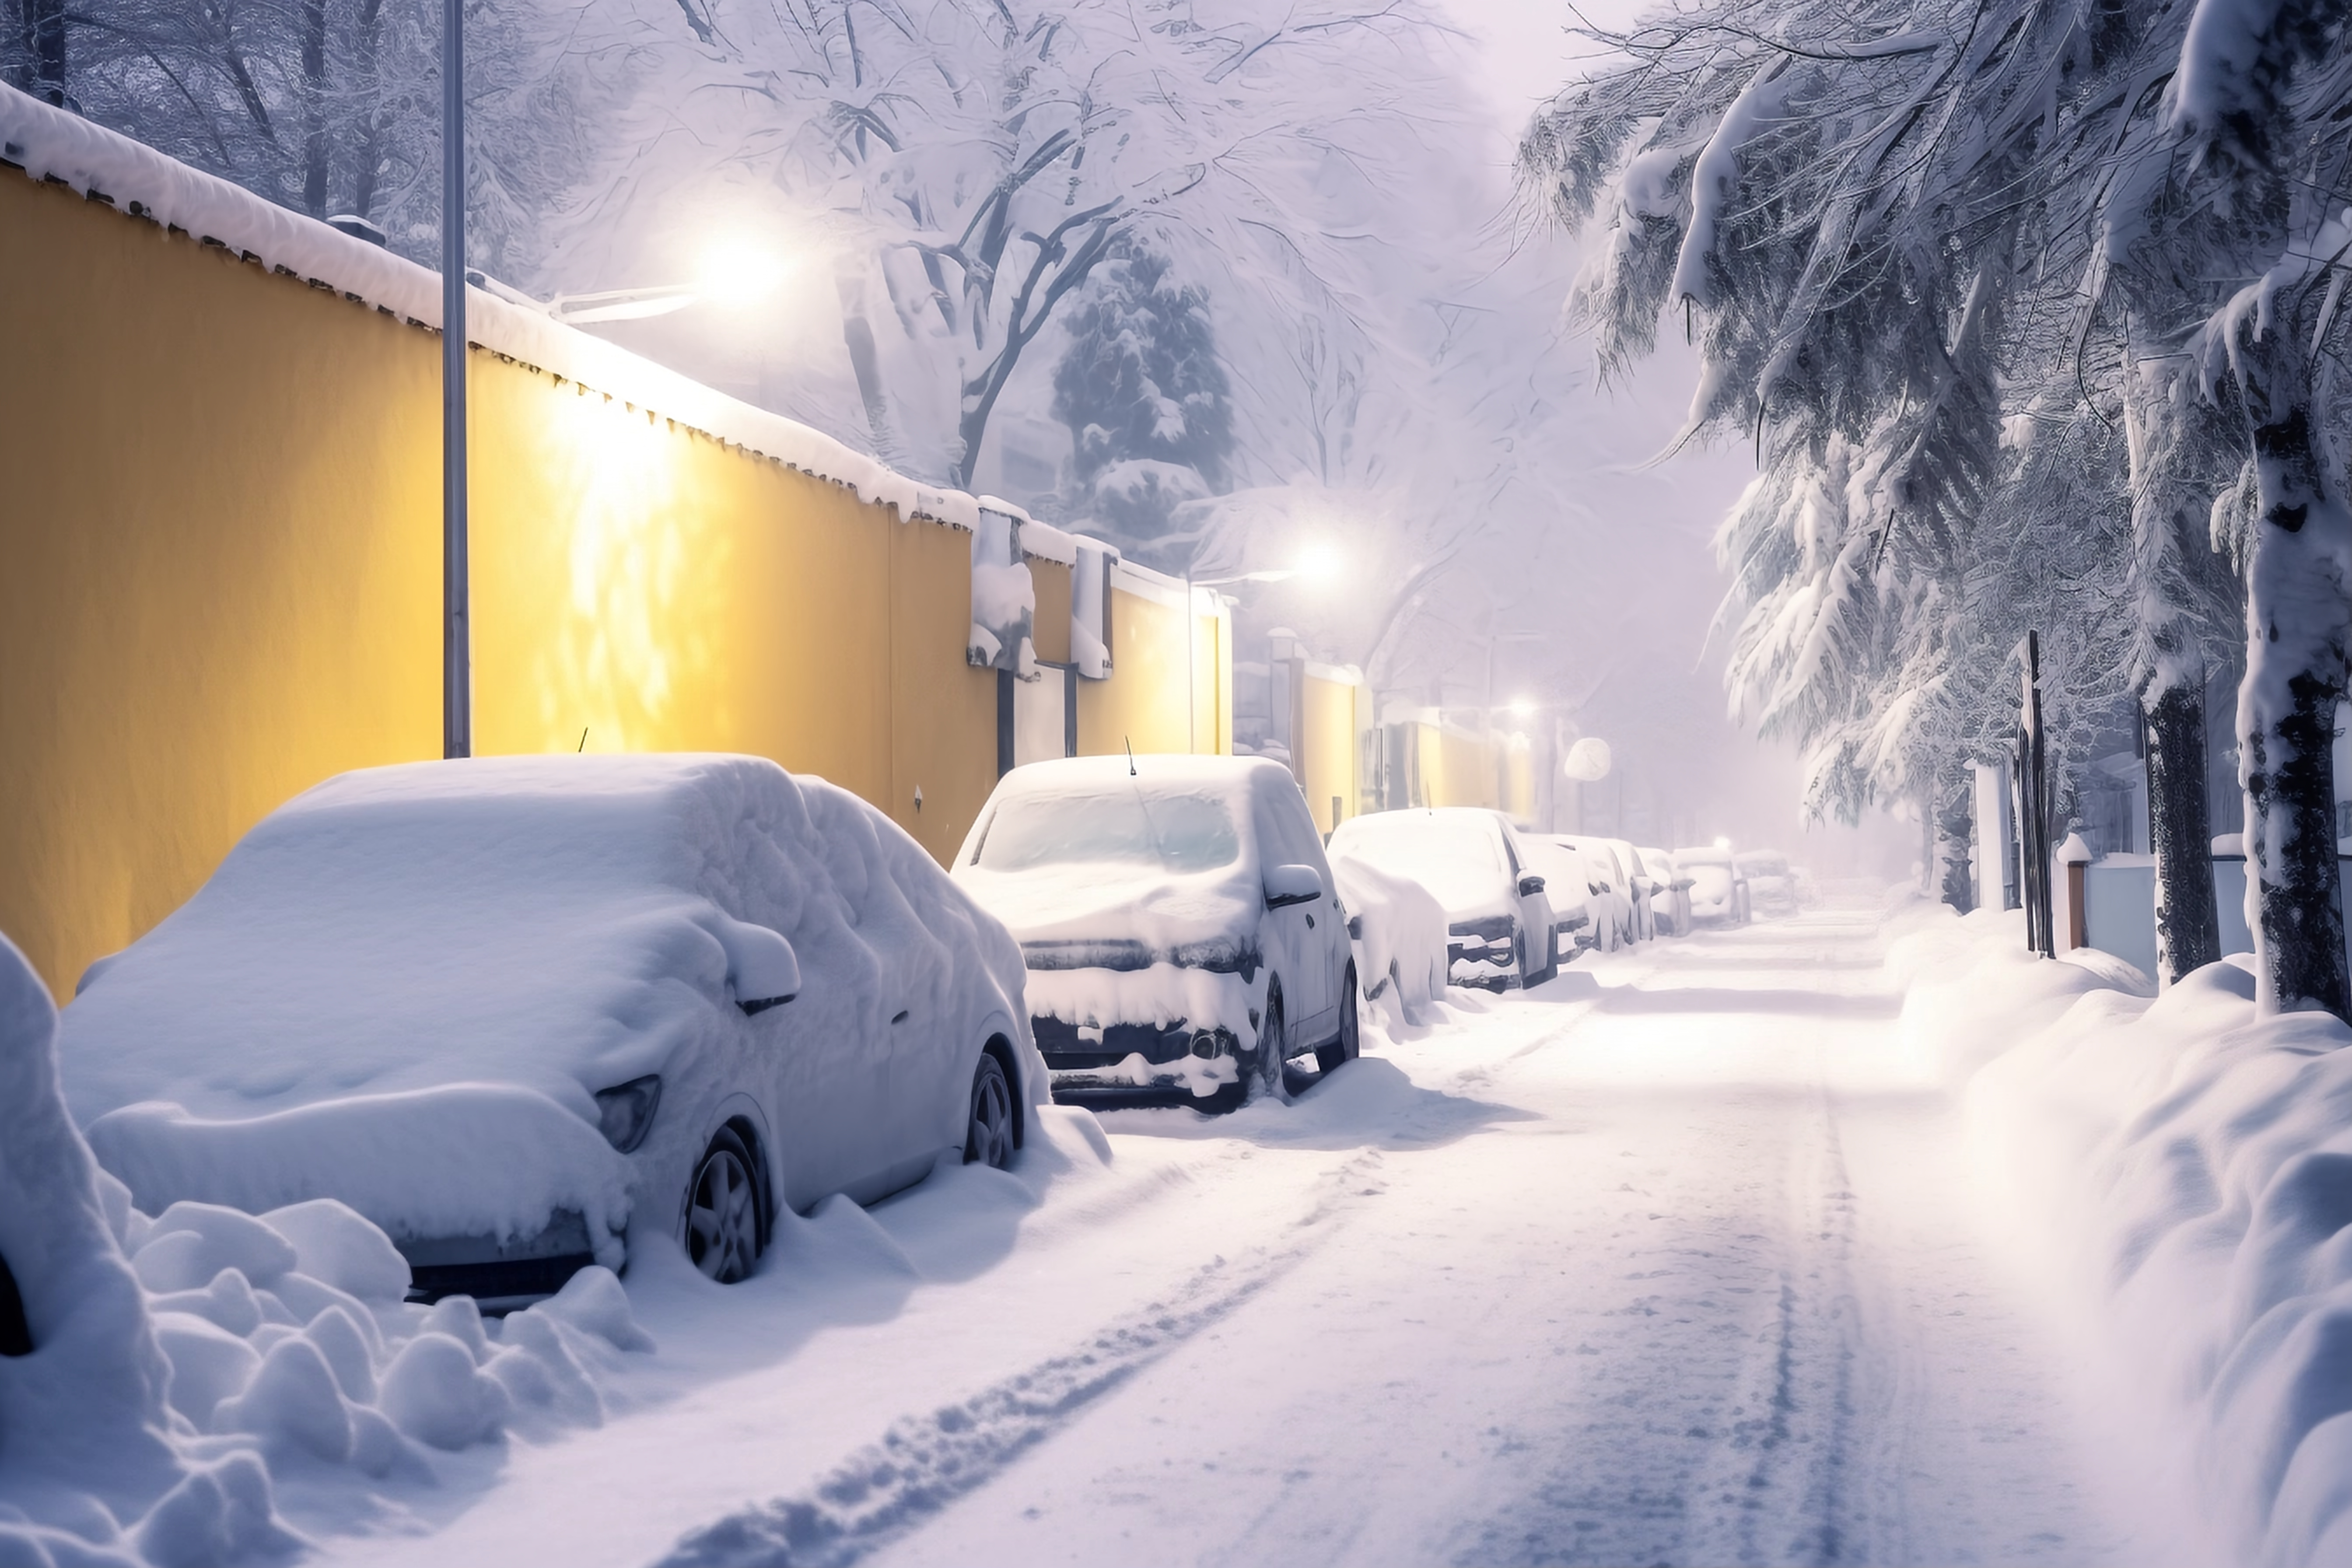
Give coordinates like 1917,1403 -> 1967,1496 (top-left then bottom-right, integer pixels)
1181,557 -> 1334,752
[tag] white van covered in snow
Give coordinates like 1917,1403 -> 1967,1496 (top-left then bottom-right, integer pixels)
951,755 -> 1358,1112
58,755 -> 1040,1309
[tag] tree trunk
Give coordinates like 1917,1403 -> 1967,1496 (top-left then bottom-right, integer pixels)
300,0 -> 330,217
2146,680 -> 2222,983
1936,766 -> 1975,915
2234,333 -> 2351,1019
26,0 -> 64,105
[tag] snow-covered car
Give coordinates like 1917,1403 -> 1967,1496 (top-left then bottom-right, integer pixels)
60,755 -> 1038,1310
1326,808 -> 1557,991
1674,845 -> 1749,924
1736,850 -> 1799,919
1514,835 -> 1598,963
1544,836 -> 1636,950
950,755 -> 1358,1112
1638,846 -> 1695,935
1600,837 -> 1657,941
1327,854 -> 1452,1021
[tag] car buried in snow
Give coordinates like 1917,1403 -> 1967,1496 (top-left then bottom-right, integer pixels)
58,755 -> 1039,1311
950,755 -> 1359,1113
1674,845 -> 1750,924
1324,808 -> 1558,991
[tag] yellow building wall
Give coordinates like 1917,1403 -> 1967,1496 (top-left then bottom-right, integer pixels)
1413,724 -> 1499,811
0,171 -> 1013,997
1075,587 -> 1228,759
1297,673 -> 1362,835
1028,557 -> 1071,665
1500,739 -> 1536,824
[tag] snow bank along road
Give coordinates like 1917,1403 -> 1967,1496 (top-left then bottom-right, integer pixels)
331,896 -> 2170,1568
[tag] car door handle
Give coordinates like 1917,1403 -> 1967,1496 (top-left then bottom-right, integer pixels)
891,1009 -> 910,1025
1304,914 -> 1316,928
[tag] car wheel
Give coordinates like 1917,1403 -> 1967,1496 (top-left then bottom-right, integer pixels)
685,1127 -> 763,1284
1254,987 -> 1289,1103
964,1052 -> 1015,1169
1316,965 -> 1359,1074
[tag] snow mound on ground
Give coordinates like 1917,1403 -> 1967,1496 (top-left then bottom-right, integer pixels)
0,930 -> 658,1566
1924,905 -> 2352,1565
1328,853 -> 1449,1025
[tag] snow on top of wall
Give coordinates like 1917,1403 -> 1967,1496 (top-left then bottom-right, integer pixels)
0,82 -> 998,535
1015,517 -> 1082,567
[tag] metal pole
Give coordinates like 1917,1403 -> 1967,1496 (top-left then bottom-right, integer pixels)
441,0 -> 470,759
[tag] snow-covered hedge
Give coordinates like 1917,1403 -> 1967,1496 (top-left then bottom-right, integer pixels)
1894,903 -> 2352,1566
0,932 -> 655,1567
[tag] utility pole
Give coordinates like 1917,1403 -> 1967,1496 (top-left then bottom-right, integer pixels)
441,0 -> 471,759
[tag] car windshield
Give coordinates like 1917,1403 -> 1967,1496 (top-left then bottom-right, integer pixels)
974,788 -> 1241,874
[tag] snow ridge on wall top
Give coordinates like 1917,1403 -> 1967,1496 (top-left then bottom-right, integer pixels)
0,82 -> 1048,536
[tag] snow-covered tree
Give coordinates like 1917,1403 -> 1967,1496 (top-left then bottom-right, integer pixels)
1517,0 -> 2338,1001
1050,234 -> 1234,547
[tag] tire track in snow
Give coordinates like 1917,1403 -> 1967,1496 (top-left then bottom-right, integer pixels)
652,1151 -> 1384,1568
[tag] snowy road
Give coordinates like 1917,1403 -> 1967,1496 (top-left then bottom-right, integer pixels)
332,897 -> 2166,1567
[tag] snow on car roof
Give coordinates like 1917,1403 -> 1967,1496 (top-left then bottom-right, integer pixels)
61,755 -> 1021,1134
1328,808 -> 1512,918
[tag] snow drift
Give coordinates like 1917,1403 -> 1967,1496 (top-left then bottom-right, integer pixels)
1,928 -> 669,1567
1897,903 -> 2352,1565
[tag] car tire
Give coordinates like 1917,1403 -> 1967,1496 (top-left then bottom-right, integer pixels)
684,1126 -> 763,1284
1252,986 -> 1290,1106
964,1052 -> 1015,1169
1316,965 -> 1359,1074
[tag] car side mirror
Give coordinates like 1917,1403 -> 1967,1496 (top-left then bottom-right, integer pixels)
715,916 -> 800,1015
1517,873 -> 1546,897
1346,914 -> 1364,940
1264,864 -> 1324,909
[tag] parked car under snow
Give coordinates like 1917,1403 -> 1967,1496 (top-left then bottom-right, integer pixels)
60,755 -> 1039,1310
1674,846 -> 1750,924
951,755 -> 1358,1113
1326,808 -> 1557,991
1513,835 -> 1598,965
1639,846 -> 1695,935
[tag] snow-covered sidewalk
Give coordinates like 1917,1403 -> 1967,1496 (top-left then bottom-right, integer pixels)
306,893 -> 2176,1567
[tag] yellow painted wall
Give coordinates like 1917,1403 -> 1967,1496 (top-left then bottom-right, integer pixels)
1075,586 -> 1228,759
1500,738 -> 1535,824
0,171 -> 1032,996
1404,721 -> 1499,812
1298,672 -> 1362,835
1,176 -> 443,1002
1028,556 -> 1071,665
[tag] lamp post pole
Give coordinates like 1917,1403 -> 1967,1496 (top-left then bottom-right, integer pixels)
441,0 -> 470,759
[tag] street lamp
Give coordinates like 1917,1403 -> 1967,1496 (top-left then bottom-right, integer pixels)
442,0 -> 468,759
1181,555 -> 1335,752
542,242 -> 791,325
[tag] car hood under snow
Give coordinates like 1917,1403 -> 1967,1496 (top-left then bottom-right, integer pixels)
954,862 -> 1263,976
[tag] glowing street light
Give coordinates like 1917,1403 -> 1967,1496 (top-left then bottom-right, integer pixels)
542,241 -> 792,325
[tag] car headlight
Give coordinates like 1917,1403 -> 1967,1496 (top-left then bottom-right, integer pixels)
593,1074 -> 662,1153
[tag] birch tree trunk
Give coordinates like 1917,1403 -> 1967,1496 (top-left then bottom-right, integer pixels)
2234,331 -> 2351,1019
